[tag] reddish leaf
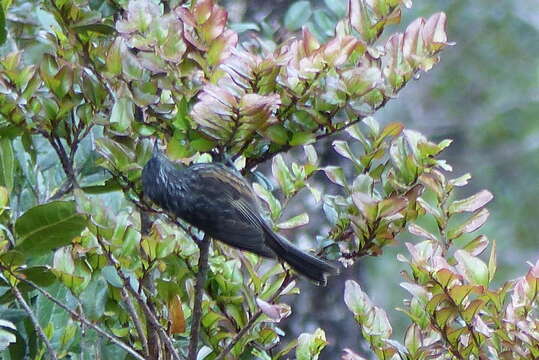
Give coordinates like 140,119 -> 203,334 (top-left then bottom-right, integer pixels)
168,294 -> 186,334
256,298 -> 291,322
408,223 -> 437,241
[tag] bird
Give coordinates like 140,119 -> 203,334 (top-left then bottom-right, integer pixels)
141,141 -> 338,285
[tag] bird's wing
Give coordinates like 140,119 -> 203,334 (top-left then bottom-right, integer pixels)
182,164 -> 275,258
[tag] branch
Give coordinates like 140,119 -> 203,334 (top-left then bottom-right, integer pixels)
95,234 -> 184,360
5,271 -> 146,360
215,274 -> 295,360
187,234 -> 211,360
46,134 -> 80,190
12,285 -> 58,360
119,286 -> 150,358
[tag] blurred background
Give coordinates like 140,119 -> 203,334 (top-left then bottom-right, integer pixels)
223,0 -> 539,356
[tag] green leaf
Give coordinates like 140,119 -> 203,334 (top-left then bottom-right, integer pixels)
229,22 -> 260,33
15,201 -> 87,256
324,0 -> 346,17
0,6 -> 6,46
110,97 -> 134,133
449,208 -> 490,240
18,266 -> 56,287
81,274 -> 108,320
488,239 -> 496,283
272,155 -> 295,197
264,125 -> 289,145
313,10 -> 334,37
95,137 -> 135,171
106,38 -> 123,75
0,139 -> 14,192
344,280 -> 372,316
0,327 -> 16,351
296,328 -> 327,360
289,132 -> 315,146
284,1 -> 312,31
191,137 -> 216,152
71,23 -> 116,35
253,183 -> 282,220
454,250 -> 489,287
323,166 -> 347,187
462,235 -> 489,256
461,299 -> 484,323
277,213 -> 309,229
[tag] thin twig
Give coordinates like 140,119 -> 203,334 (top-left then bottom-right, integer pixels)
187,235 -> 211,360
119,287 -> 150,358
6,272 -> 146,360
215,274 -> 295,360
46,135 -> 80,189
12,285 -> 58,360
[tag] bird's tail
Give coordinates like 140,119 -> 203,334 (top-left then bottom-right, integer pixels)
262,224 -> 339,286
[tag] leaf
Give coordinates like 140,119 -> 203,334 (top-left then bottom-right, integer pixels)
0,6 -> 6,46
462,299 -> 484,323
344,280 -> 372,316
81,274 -> 108,320
313,10 -> 335,37
284,1 -> 312,31
333,140 -> 356,161
323,166 -> 347,187
0,327 -> 16,351
168,294 -> 186,334
106,38 -> 123,75
95,137 -> 135,171
378,196 -> 408,218
324,0 -> 347,17
71,23 -> 117,35
110,97 -> 134,133
253,183 -> 282,220
0,139 -> 14,192
408,223 -> 437,241
102,265 -> 123,288
378,122 -> 404,143
449,208 -> 490,239
488,239 -> 496,283
272,155 -> 295,197
289,132 -> 315,146
449,190 -> 493,214
15,201 -> 87,256
277,213 -> 309,230
454,250 -> 489,287
296,328 -> 327,360
264,125 -> 289,145
449,173 -> 471,187
229,22 -> 260,33
256,298 -> 291,322
462,235 -> 489,256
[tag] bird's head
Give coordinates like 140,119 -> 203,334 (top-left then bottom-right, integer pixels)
145,138 -> 186,172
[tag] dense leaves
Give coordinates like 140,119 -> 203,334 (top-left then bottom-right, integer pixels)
0,0 -> 535,360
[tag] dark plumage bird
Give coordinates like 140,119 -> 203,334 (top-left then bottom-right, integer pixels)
141,143 -> 338,285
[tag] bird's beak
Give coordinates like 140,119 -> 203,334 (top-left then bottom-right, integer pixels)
153,138 -> 160,154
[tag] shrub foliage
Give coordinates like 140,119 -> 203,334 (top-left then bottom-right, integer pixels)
0,0 -> 536,359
